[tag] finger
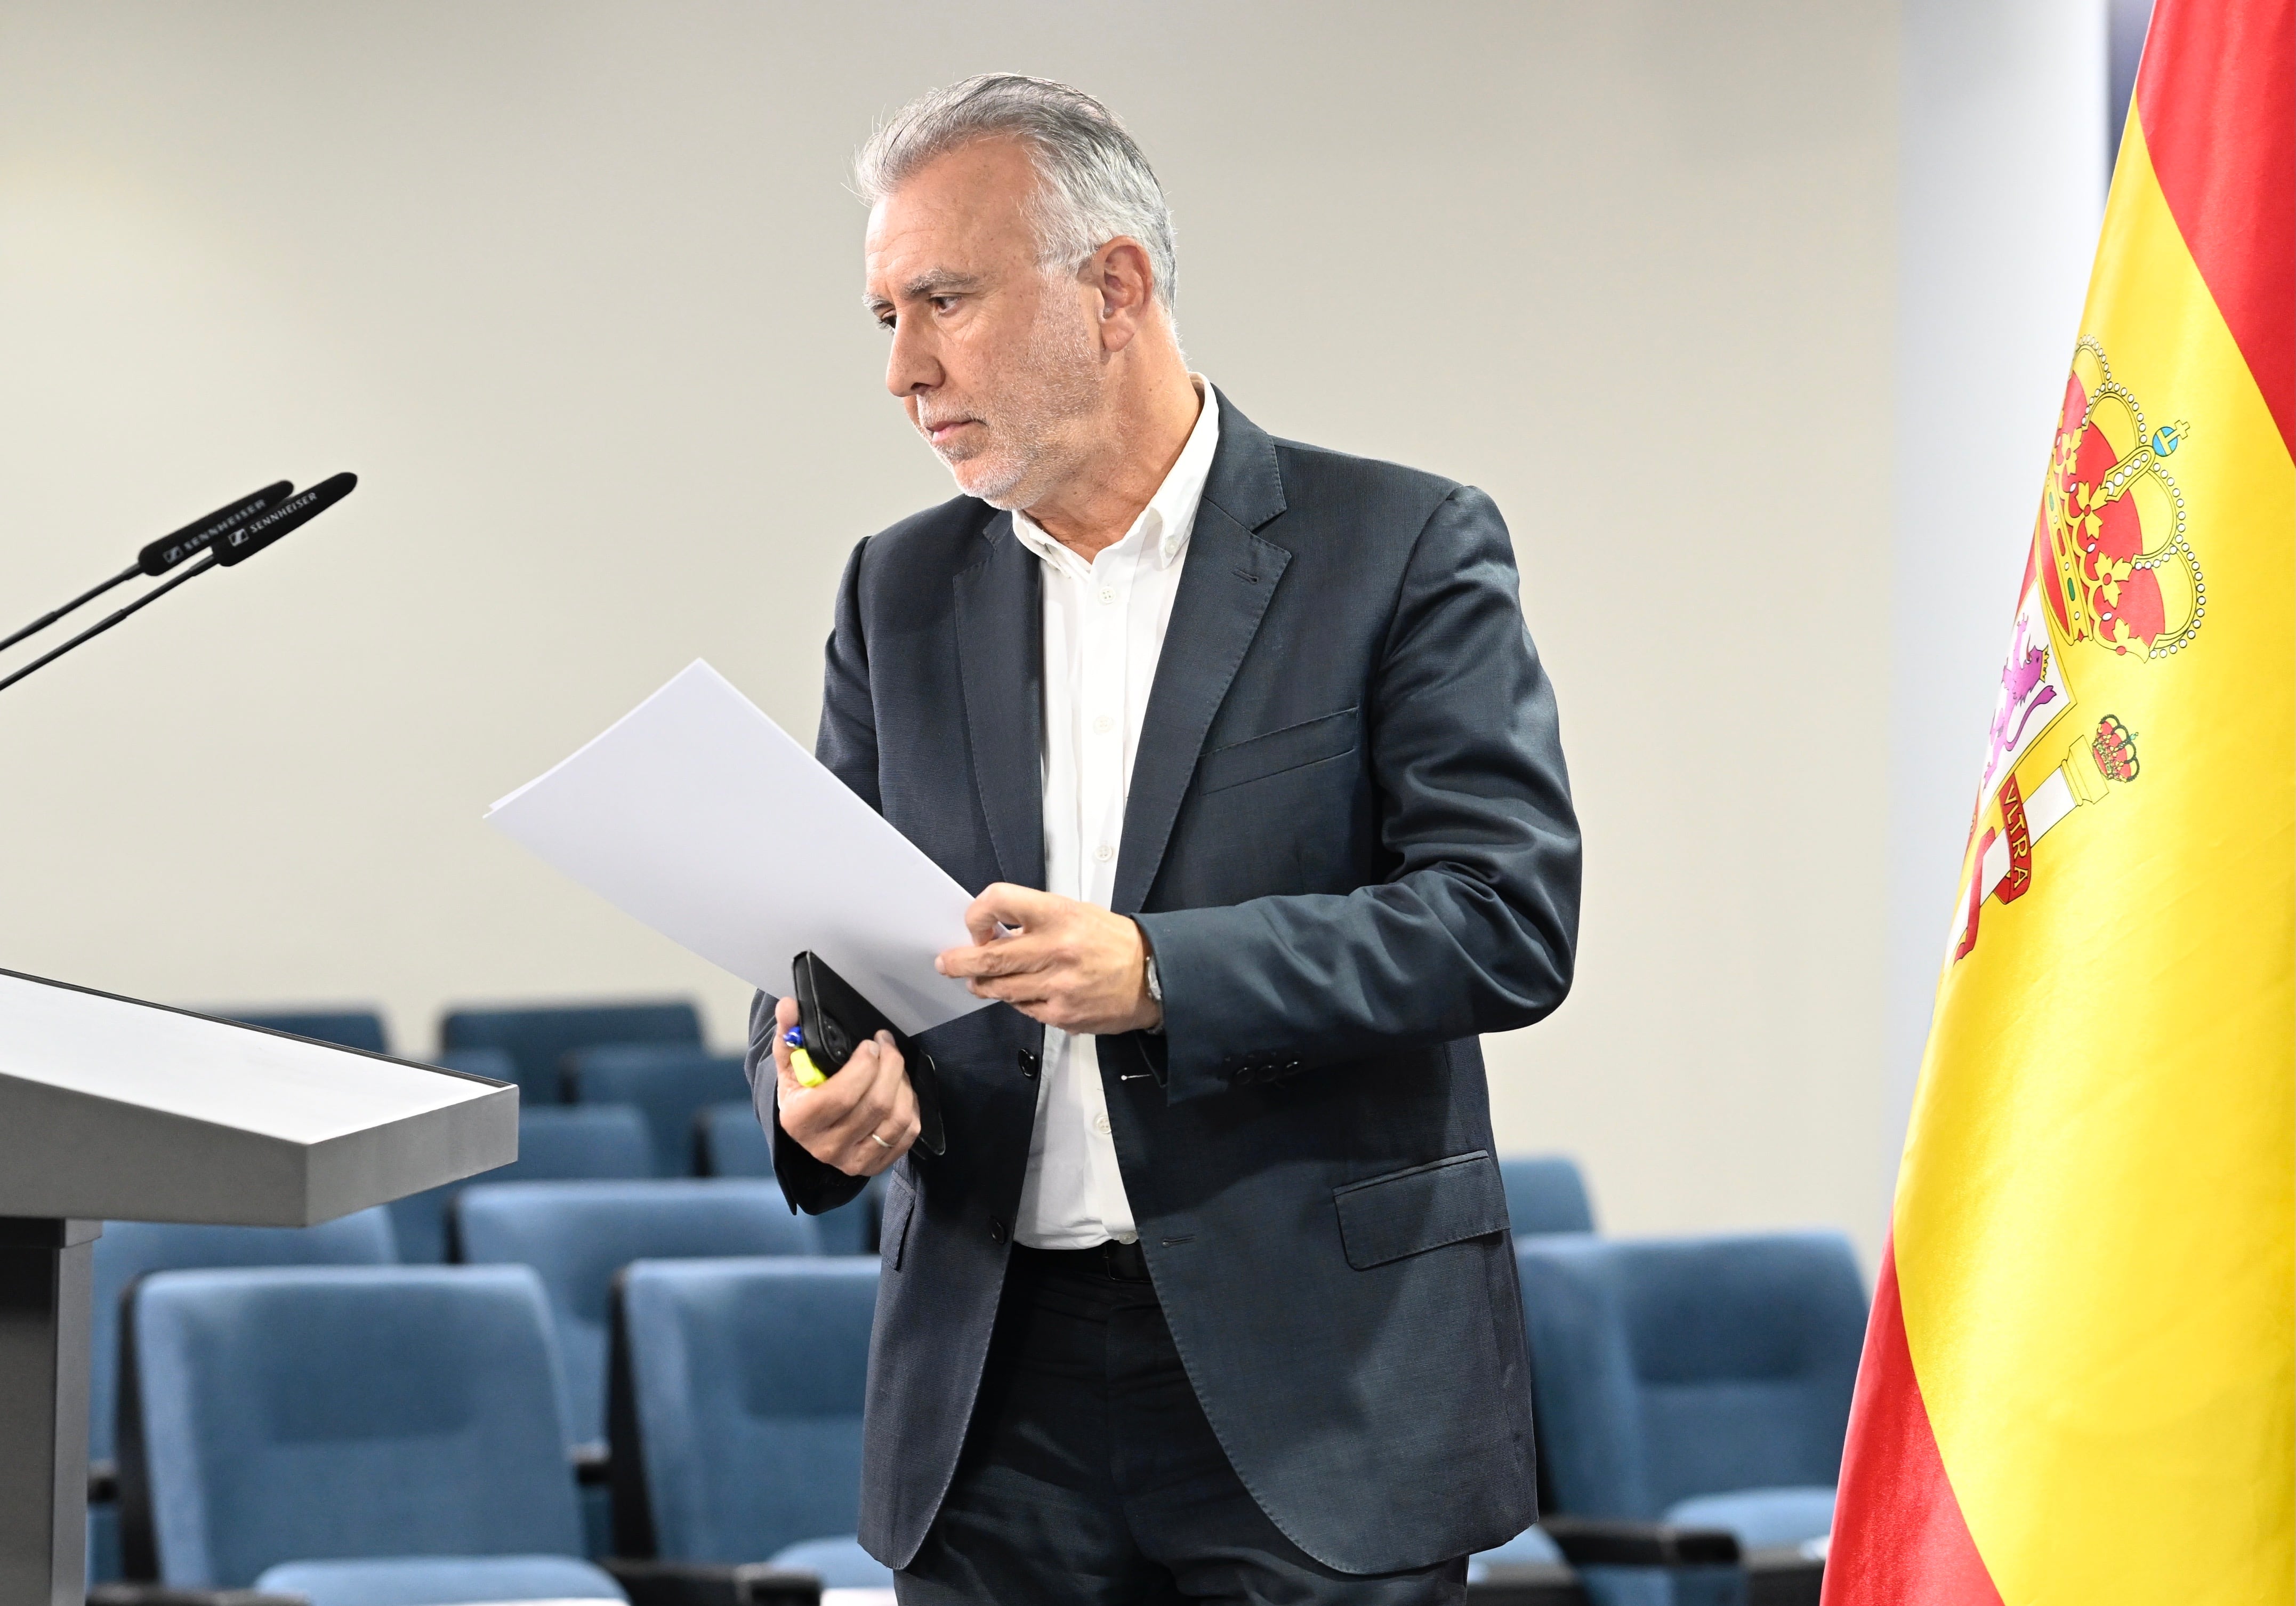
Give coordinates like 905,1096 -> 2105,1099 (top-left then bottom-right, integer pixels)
849,1078 -> 921,1174
967,975 -> 1051,1008
835,1037 -> 916,1146
964,882 -> 1052,943
785,1040 -> 876,1128
938,934 -> 1051,979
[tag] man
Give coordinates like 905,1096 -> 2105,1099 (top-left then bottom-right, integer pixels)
751,74 -> 1580,1604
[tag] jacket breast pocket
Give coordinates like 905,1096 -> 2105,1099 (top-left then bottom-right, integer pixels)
1194,706 -> 1360,796
1333,1150 -> 1509,1270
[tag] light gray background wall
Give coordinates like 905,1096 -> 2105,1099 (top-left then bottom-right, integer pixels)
1889,0 -> 2105,1183
0,1 -> 2092,1260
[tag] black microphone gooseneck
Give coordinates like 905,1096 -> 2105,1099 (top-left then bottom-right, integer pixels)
0,481 -> 293,656
0,472 -> 357,697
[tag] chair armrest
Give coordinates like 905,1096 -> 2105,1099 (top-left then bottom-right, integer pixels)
1539,1517 -> 1742,1568
1743,1545 -> 1825,1606
88,1588 -> 308,1606
599,1559 -> 820,1606
1469,1560 -> 1591,1604
571,1440 -> 613,1487
88,1458 -> 119,1504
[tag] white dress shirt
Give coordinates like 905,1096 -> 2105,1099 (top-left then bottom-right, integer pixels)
1007,379 -> 1221,1249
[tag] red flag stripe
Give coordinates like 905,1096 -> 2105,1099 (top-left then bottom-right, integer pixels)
2134,0 -> 2296,457
1820,1241 -> 2003,1606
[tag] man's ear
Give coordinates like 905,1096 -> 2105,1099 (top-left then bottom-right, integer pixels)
1090,236 -> 1157,352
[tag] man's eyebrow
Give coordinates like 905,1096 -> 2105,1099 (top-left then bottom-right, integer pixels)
863,269 -> 984,313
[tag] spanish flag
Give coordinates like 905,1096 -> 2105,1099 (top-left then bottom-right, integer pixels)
1824,2 -> 2294,1601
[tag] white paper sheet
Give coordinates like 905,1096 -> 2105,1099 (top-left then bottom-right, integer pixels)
486,660 -> 989,1036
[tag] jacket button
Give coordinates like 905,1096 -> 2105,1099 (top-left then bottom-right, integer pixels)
988,1216 -> 1006,1244
1018,1050 -> 1039,1080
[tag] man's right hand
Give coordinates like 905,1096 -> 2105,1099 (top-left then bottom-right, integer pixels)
771,994 -> 920,1177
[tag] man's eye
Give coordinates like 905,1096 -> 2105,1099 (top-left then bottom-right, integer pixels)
931,296 -> 958,312
877,315 -> 896,333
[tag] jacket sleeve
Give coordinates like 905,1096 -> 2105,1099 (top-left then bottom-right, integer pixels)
1133,485 -> 1581,1103
756,537 -> 877,1215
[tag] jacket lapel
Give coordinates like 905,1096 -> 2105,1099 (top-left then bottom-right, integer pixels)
1113,395 -> 1291,914
952,511 -> 1046,891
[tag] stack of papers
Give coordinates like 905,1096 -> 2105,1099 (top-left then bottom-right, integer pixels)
486,661 -> 989,1037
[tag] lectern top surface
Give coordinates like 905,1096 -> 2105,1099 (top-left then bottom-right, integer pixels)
0,970 -> 496,1144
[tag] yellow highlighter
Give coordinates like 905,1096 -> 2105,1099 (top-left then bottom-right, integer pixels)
784,1024 -> 828,1087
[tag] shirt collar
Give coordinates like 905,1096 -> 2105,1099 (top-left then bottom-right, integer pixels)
1012,377 -> 1220,575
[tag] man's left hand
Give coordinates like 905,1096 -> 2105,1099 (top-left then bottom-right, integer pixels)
937,882 -> 1163,1035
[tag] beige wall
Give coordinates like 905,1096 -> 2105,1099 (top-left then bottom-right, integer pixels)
0,2 -> 1897,1254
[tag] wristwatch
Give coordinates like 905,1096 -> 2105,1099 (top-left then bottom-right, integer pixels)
1143,951 -> 1164,1005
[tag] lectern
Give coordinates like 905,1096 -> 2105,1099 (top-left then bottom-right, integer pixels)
0,970 -> 517,1606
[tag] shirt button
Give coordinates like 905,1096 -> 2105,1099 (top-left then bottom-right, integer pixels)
1017,1049 -> 1039,1079
1095,844 -> 1115,863
988,1216 -> 1006,1245
1093,1113 -> 1112,1136
1092,714 -> 1115,735
1098,586 -> 1117,605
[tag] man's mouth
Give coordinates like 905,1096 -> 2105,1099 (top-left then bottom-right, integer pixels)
922,417 -> 978,447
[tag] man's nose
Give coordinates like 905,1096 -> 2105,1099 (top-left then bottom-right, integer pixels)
885,317 -> 940,398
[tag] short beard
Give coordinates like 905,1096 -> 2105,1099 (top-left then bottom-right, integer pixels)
936,292 -> 1101,510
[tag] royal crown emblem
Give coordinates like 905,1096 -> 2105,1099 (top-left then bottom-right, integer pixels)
2040,338 -> 2203,659
1954,337 -> 2202,965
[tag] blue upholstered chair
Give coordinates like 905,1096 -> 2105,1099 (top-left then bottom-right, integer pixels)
563,1045 -> 750,1176
452,1181 -> 820,1449
1515,1233 -> 1866,1553
387,1105 -> 656,1264
85,1210 -> 399,1583
221,1009 -> 389,1055
433,1045 -> 520,1082
1500,1155 -> 1598,1236
694,1100 -> 774,1177
437,1001 -> 702,1105
119,1264 -> 623,1606
613,1258 -> 890,1589
692,1101 -> 885,1256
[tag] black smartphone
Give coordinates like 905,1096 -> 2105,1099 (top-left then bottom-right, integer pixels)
789,951 -> 947,1157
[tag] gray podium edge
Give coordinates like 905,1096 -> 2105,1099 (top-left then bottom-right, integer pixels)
0,971 -> 519,1606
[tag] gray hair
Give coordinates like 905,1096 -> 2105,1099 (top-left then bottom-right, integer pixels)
856,74 -> 1179,311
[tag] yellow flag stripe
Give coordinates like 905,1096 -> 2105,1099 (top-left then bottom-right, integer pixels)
1893,112 -> 2295,1604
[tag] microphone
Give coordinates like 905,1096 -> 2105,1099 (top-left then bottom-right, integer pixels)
0,471 -> 358,697
0,481 -> 293,656
139,480 -> 295,576
211,472 -> 357,567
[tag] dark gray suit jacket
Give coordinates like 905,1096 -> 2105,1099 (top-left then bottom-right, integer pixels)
748,391 -> 1580,1575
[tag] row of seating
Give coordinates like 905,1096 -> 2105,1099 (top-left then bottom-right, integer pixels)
124,996 -> 1866,1606
100,1218 -> 1859,1606
87,1174 -> 880,1584
227,998 -> 712,1108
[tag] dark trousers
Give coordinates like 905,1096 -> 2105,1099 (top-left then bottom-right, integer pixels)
896,1243 -> 1468,1606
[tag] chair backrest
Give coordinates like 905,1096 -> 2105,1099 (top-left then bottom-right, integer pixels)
1500,1155 -> 1598,1236
120,1265 -> 581,1588
386,1106 -> 656,1263
221,1010 -> 390,1056
1515,1233 -> 1867,1518
691,1103 -> 885,1256
694,1101 -> 774,1178
89,1210 -> 397,1466
453,1181 -> 820,1444
433,1045 -> 519,1082
437,1001 -> 702,1105
563,1046 -> 751,1177
611,1258 -> 879,1561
